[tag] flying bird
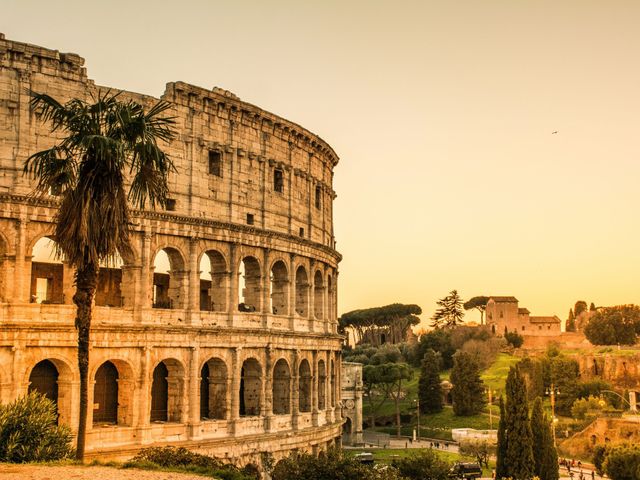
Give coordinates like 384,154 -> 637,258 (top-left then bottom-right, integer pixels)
552,131 -> 558,134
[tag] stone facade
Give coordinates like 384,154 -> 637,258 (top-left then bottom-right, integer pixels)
340,362 -> 363,445
0,33 -> 343,464
486,296 -> 561,336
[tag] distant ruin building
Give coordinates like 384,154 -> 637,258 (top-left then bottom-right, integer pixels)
486,296 -> 561,336
0,33 -> 343,464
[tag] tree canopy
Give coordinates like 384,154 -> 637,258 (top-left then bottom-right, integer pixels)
431,290 -> 465,329
584,305 -> 640,345
339,303 -> 422,345
450,351 -> 486,416
463,296 -> 489,324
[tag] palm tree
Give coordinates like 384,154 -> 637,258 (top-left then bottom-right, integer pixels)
24,90 -> 176,460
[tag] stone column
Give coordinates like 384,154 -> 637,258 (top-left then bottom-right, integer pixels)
11,342 -> 25,402
311,350 -> 319,426
121,265 -> 141,309
14,217 -> 28,303
61,261 -> 75,305
288,253 -> 296,329
264,346 -> 274,432
229,346 -> 242,435
137,346 -> 152,443
335,350 -> 342,422
188,346 -> 201,438
262,248 -> 271,328
138,232 -> 152,320
291,350 -> 299,431
188,238 -> 200,325
323,270 -> 330,334
168,270 -> 188,310
228,244 -> 238,327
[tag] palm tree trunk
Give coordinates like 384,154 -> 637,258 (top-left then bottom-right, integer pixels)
73,261 -> 98,461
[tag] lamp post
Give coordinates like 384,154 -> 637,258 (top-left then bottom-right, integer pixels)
545,383 -> 559,448
486,388 -> 494,430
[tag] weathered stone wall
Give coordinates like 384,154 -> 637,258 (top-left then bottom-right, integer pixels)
0,33 -> 343,464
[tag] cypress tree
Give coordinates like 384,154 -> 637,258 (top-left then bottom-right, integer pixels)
566,309 -> 576,332
495,396 -> 507,480
531,397 -> 559,480
504,366 -> 534,480
419,349 -> 443,413
450,352 -> 486,416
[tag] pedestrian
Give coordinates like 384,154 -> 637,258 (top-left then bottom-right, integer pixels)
492,469 -> 496,480
579,471 -> 584,480
591,470 -> 595,480
578,461 -> 582,469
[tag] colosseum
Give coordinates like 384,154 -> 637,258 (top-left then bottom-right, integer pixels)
0,33 -> 343,464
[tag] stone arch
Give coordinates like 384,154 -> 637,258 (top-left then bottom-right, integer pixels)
150,358 -> 185,422
318,359 -> 327,410
239,256 -> 261,312
272,358 -> 291,414
313,270 -> 324,319
200,357 -> 228,420
240,358 -> 262,416
199,249 -> 228,312
91,359 -> 134,426
96,253 -> 124,307
298,358 -> 312,413
27,357 -> 74,426
270,260 -> 289,315
30,236 -> 64,304
295,266 -> 309,316
93,361 -> 118,424
152,247 -> 187,309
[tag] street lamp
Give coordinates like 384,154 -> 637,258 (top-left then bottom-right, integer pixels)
545,384 -> 560,448
485,388 -> 495,430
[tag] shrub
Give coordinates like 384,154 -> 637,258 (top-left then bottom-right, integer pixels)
504,331 -> 524,348
603,444 -> 640,480
592,445 -> 608,476
571,396 -> 607,420
391,450 -> 451,480
0,392 -> 73,463
130,446 -> 253,480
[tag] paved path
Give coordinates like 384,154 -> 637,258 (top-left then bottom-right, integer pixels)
0,464 -> 207,480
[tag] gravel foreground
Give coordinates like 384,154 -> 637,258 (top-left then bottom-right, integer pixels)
0,464 -> 209,480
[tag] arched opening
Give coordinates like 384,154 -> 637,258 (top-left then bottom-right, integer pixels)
150,359 -> 184,422
327,275 -> 333,322
380,333 -> 387,345
313,271 -> 324,319
318,360 -> 326,410
200,358 -> 227,420
272,359 -> 291,414
270,261 -> 288,315
295,266 -> 309,316
96,253 -> 123,307
238,257 -> 261,312
199,250 -> 227,312
30,237 -> 64,304
93,361 -> 118,424
152,248 -> 186,309
343,416 -> 352,435
239,358 -> 261,416
330,359 -> 336,408
298,359 -> 312,413
29,360 -> 59,407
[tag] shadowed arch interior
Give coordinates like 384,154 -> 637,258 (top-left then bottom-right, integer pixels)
200,358 -> 227,420
93,361 -> 118,424
295,266 -> 309,316
270,260 -> 288,315
239,358 -> 261,416
298,359 -> 312,413
199,250 -> 227,312
272,359 -> 291,414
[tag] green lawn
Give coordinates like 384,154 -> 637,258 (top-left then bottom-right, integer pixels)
480,353 -> 520,396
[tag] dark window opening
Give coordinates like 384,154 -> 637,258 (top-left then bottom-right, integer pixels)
315,186 -> 321,209
209,151 -> 222,176
299,227 -> 304,237
165,199 -> 176,211
49,184 -> 62,196
274,169 -> 284,193
247,213 -> 254,225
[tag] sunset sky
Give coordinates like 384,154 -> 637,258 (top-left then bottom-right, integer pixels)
5,0 -> 640,327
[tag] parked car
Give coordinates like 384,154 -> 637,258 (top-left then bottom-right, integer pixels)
354,452 -> 375,465
449,462 -> 482,480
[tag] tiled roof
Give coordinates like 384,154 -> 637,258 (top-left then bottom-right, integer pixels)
489,296 -> 519,303
529,315 -> 561,324
518,308 -> 530,314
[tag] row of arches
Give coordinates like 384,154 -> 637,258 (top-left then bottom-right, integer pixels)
24,237 -> 335,320
27,354 -> 338,428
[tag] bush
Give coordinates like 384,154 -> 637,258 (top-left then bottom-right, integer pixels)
0,392 -> 73,463
571,396 -> 607,420
504,331 -> 524,348
603,444 -> 640,480
130,446 -> 254,480
592,445 -> 608,476
391,450 -> 451,480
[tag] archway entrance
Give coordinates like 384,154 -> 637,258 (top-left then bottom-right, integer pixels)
93,361 -> 118,424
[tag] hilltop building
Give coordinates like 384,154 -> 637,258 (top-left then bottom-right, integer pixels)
486,296 -> 561,336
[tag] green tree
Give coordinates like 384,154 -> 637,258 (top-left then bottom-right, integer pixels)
25,91 -> 175,459
431,290 -> 465,329
504,331 -> 524,348
391,450 -> 451,480
584,305 -> 640,345
463,296 -> 489,324
530,397 -> 558,480
412,328 -> 455,369
419,349 -> 443,413
517,357 -> 544,401
603,445 -> 640,480
339,303 -> 422,346
566,308 -> 576,332
502,366 -> 534,480
574,301 -> 588,317
450,351 -> 486,416
495,396 -> 507,480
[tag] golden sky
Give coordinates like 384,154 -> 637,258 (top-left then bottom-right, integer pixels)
5,0 -> 640,327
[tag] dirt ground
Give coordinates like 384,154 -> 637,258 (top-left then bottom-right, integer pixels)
0,464 -> 208,480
